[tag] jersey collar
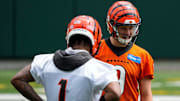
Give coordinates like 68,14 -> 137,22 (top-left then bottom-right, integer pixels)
105,38 -> 133,56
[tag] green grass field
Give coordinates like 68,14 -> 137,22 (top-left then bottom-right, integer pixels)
152,71 -> 180,95
0,69 -> 180,95
0,69 -> 43,94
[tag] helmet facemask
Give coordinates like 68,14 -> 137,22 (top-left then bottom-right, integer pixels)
112,24 -> 139,45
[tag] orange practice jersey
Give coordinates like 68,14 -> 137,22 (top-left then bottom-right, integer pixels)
95,39 -> 154,101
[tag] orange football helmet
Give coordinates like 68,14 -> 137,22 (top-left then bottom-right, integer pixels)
66,15 -> 102,55
106,1 -> 141,44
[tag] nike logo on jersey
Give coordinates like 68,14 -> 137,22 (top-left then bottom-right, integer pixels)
127,54 -> 141,64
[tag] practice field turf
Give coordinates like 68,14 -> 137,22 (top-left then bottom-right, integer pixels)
0,69 -> 180,95
152,71 -> 180,95
0,69 -> 43,94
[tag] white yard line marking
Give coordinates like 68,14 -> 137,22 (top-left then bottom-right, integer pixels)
0,94 -> 46,101
152,81 -> 180,88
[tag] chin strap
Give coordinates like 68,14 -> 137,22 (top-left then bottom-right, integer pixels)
131,35 -> 138,43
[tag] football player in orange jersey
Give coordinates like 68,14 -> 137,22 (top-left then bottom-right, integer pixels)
94,1 -> 154,101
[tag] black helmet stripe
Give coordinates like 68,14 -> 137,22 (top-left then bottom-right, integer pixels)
86,16 -> 96,35
116,13 -> 138,22
97,27 -> 100,41
93,19 -> 96,35
96,24 -> 101,43
82,23 -> 84,28
113,8 -> 136,19
110,4 -> 132,16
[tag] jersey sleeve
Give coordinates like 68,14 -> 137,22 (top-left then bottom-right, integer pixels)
90,59 -> 118,91
30,54 -> 53,84
30,55 -> 44,84
140,52 -> 154,80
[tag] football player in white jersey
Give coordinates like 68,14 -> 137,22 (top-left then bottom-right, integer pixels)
11,15 -> 121,101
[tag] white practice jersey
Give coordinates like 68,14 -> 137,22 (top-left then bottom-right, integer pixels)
30,54 -> 118,101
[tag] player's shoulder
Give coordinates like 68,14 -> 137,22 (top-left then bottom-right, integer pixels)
33,53 -> 54,61
31,54 -> 54,77
99,39 -> 107,46
132,44 -> 154,61
133,44 -> 151,54
32,53 -> 54,66
88,58 -> 115,70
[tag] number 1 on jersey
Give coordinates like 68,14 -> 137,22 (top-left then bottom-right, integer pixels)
58,79 -> 68,101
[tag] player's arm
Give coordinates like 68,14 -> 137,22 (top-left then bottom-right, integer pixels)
139,76 -> 153,101
11,64 -> 43,101
100,81 -> 121,101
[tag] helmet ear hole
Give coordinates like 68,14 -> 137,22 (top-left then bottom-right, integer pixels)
110,19 -> 115,25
